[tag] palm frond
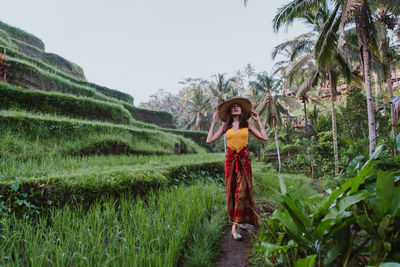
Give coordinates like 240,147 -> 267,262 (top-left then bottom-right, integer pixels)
380,0 -> 400,15
315,3 -> 342,68
272,0 -> 323,32
296,70 -> 320,99
286,53 -> 315,85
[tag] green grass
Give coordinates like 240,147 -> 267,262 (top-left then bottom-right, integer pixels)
252,161 -> 318,204
5,57 -> 177,127
0,29 -> 16,50
182,202 -> 228,266
0,44 -> 133,103
0,183 -> 226,266
8,58 -> 114,102
0,82 -> 132,125
10,38 -> 85,80
0,152 -> 224,215
0,110 -> 205,160
0,151 -> 223,182
0,20 -> 45,50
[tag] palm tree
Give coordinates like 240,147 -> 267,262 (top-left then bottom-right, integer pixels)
209,73 -> 236,109
181,83 -> 211,131
272,0 -> 400,156
249,72 -> 295,171
273,1 -> 356,175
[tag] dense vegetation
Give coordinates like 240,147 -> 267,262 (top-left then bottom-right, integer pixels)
1,0 -> 400,265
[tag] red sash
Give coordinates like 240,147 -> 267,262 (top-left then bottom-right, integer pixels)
224,146 -> 258,226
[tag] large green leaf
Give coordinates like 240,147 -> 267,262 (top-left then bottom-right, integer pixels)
346,155 -> 364,176
376,170 -> 394,219
379,263 -> 400,267
295,255 -> 317,267
273,210 -> 308,245
323,243 -> 344,265
260,242 -> 289,259
326,217 -> 356,238
362,144 -> 385,169
377,215 -> 394,237
282,194 -> 311,228
314,179 -> 352,218
357,214 -> 374,232
324,190 -> 370,220
313,218 -> 336,238
278,174 -> 287,195
349,164 -> 374,194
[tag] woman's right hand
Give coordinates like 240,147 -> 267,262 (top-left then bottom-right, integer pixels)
212,111 -> 220,123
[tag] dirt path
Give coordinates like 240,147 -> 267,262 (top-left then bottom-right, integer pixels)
215,201 -> 274,267
215,224 -> 255,267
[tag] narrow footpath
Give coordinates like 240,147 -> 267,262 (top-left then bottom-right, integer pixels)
215,201 -> 275,267
215,225 -> 254,267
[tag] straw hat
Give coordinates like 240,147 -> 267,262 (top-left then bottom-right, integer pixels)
217,97 -> 252,122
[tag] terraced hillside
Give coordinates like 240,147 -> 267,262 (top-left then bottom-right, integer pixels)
0,20 -> 215,190
0,20 -> 190,130
0,21 -> 226,266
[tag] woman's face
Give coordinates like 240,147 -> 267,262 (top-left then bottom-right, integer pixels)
230,103 -> 242,116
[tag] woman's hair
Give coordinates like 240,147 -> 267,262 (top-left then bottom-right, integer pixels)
224,104 -> 248,132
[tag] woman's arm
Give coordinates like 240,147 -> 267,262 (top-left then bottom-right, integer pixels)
206,111 -> 227,143
248,111 -> 268,141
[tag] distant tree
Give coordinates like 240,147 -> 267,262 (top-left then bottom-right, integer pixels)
249,72 -> 295,171
181,83 -> 211,131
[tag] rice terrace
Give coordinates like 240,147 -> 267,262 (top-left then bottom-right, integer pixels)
1,0 -> 400,266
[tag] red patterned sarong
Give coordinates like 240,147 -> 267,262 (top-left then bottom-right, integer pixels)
224,146 -> 258,226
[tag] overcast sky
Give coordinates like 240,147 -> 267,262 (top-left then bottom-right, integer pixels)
2,0 -> 307,105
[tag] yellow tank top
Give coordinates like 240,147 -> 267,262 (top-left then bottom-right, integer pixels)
226,127 -> 248,152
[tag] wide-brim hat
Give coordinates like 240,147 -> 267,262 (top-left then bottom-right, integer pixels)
217,97 -> 252,122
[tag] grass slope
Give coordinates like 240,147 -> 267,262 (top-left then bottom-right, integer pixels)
0,44 -> 133,103
4,56 -> 175,128
0,82 -> 132,125
0,20 -> 45,50
0,110 -> 206,160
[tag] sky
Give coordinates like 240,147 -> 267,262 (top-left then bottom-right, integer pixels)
2,0 -> 307,105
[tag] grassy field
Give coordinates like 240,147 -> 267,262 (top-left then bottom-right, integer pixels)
0,153 -> 223,181
252,161 -> 318,204
0,182 -> 227,267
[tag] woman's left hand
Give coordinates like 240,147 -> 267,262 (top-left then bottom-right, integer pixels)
251,111 -> 261,123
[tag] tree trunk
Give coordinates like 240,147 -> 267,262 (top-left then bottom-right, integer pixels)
386,37 -> 393,99
329,72 -> 339,176
303,97 -> 308,127
273,118 -> 282,172
374,72 -> 380,110
195,112 -> 201,131
356,3 -> 377,155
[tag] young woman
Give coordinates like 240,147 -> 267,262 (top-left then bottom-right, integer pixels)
206,97 -> 268,240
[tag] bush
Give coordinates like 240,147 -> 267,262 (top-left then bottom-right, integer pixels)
0,82 -> 132,124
